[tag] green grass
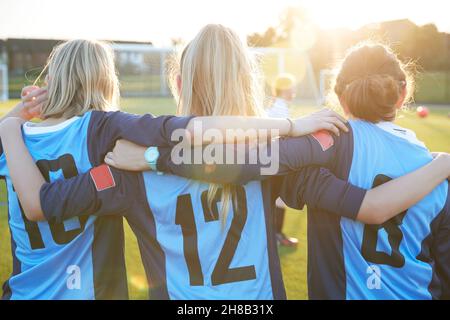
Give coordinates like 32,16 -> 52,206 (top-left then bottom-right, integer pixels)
0,98 -> 449,300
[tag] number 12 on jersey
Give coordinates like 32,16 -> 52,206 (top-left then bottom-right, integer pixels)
175,186 -> 257,286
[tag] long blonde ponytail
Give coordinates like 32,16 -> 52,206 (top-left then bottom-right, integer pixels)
168,24 -> 265,225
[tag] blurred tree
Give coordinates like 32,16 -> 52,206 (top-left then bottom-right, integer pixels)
415,24 -> 447,70
248,27 -> 279,47
247,6 -> 310,48
248,12 -> 450,74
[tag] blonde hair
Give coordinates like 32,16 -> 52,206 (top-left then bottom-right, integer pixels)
168,24 -> 265,225
37,39 -> 120,119
334,42 -> 414,123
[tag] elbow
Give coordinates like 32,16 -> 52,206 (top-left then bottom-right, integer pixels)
357,202 -> 390,225
371,210 -> 397,225
22,204 -> 45,222
363,215 -> 389,225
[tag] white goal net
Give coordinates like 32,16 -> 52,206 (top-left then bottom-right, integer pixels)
113,44 -> 321,105
319,69 -> 336,106
0,64 -> 8,101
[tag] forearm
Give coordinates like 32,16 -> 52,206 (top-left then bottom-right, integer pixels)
158,133 -> 333,181
2,127 -> 46,219
186,117 -> 291,145
358,156 -> 450,224
0,103 -> 25,122
158,146 -> 268,185
157,139 -> 317,185
185,109 -> 349,146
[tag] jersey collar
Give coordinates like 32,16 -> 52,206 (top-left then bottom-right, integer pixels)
22,117 -> 80,135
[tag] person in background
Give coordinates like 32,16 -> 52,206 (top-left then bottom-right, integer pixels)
267,73 -> 297,119
266,73 -> 299,247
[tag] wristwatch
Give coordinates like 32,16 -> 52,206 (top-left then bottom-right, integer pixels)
144,146 -> 160,171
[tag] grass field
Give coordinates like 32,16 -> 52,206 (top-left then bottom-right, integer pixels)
8,71 -> 450,104
0,98 -> 449,300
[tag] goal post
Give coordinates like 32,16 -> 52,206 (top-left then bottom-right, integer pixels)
0,64 -> 8,101
319,69 -> 336,106
112,44 -> 322,106
112,44 -> 173,98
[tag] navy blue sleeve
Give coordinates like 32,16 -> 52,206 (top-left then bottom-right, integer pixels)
277,132 -> 339,171
88,111 -> 193,165
157,130 -> 344,185
40,166 -> 142,223
277,167 -> 366,220
433,192 -> 450,299
156,144 -> 270,185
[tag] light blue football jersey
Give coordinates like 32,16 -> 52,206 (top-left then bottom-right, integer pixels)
302,120 -> 449,300
341,121 -> 449,299
38,164 -> 289,300
0,114 -> 101,299
142,172 -> 276,299
0,110 -> 191,300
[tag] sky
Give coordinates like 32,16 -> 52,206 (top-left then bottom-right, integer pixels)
1,0 -> 449,45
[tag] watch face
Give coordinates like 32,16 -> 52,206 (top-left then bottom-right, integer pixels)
146,148 -> 159,162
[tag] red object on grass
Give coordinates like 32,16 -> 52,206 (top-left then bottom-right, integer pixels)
416,106 -> 429,118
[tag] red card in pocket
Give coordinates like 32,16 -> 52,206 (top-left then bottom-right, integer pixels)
90,164 -> 116,192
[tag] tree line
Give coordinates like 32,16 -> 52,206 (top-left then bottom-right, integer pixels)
247,8 -> 450,73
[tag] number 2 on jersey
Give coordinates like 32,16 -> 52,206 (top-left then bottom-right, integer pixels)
175,186 -> 257,286
361,174 -> 406,268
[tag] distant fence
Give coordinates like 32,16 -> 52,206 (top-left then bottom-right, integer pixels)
0,64 -> 8,101
111,45 -> 321,104
5,45 -> 450,105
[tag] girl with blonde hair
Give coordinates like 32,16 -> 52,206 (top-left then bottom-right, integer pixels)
2,32 -> 450,300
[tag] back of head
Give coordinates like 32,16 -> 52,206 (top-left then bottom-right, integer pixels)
170,24 -> 264,117
39,39 -> 120,119
273,73 -> 296,97
334,43 -> 414,123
